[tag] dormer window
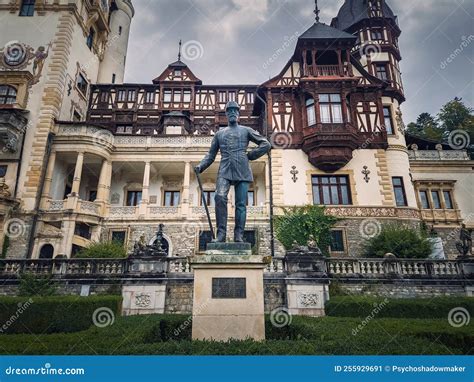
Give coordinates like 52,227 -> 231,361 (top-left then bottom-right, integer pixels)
371,29 -> 384,40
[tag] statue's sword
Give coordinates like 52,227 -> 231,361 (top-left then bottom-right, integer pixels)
194,168 -> 215,241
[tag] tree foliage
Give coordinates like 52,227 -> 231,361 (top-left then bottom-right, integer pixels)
273,205 -> 341,255
406,112 -> 443,141
407,98 -> 474,153
76,241 -> 128,259
363,223 -> 432,259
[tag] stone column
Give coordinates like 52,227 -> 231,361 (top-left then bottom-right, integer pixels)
40,150 -> 56,209
104,161 -> 113,203
181,161 -> 191,216
96,159 -> 111,203
60,219 -> 76,258
139,161 -> 151,216
71,152 -> 84,196
264,160 -> 271,215
142,161 -> 151,204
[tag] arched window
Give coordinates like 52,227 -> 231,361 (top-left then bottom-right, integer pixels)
86,28 -> 95,50
306,98 -> 316,126
151,236 -> 170,256
39,244 -> 54,259
0,85 -> 17,105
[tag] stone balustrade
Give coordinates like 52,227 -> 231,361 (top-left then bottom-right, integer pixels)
265,257 -> 285,273
1,257 -> 471,280
408,150 -> 469,161
327,258 -> 463,278
56,125 -> 215,148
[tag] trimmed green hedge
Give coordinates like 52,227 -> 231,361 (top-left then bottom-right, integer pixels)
143,315 -> 192,343
0,295 -> 122,334
1,314 -> 471,355
325,296 -> 474,319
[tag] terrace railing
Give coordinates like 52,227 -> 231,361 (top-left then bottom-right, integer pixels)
1,257 -> 471,279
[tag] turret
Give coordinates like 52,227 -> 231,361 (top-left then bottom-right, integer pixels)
332,0 -> 404,102
98,0 -> 134,84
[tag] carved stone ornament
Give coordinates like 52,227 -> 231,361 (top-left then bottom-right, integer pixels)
0,41 -> 34,70
298,292 -> 319,307
361,166 -> 371,183
0,41 -> 50,85
396,107 -> 406,135
162,177 -> 182,189
134,293 -> 152,308
0,178 -> 11,198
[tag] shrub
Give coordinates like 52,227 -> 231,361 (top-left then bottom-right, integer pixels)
328,280 -> 350,297
0,314 -> 471,355
363,223 -> 432,258
274,205 -> 341,255
1,235 -> 9,259
0,295 -> 122,334
325,296 -> 474,319
18,273 -> 57,296
76,241 -> 127,259
143,315 -> 192,343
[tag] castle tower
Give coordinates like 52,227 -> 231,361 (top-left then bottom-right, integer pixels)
332,0 -> 415,209
332,0 -> 404,104
98,0 -> 135,84
0,0 -> 134,258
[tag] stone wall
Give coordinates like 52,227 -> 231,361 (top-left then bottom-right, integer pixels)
337,281 -> 468,298
4,214 -> 34,259
264,278 -> 286,312
432,226 -> 465,259
164,279 -> 193,314
334,218 -> 422,257
0,282 -> 121,296
102,222 -> 283,258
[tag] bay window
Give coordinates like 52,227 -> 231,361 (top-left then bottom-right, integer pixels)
319,94 -> 343,123
306,98 -> 316,126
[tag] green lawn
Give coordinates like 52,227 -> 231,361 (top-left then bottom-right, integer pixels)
0,314 -> 471,355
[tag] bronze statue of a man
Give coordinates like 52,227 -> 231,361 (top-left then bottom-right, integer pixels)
195,101 -> 271,243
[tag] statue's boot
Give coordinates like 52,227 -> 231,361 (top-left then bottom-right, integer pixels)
234,182 -> 248,243
215,188 -> 228,242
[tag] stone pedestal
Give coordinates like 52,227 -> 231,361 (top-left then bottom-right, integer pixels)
128,256 -> 167,274
191,246 -> 266,342
122,284 -> 166,315
285,250 -> 329,317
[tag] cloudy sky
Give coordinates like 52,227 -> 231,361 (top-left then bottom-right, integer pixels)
125,0 -> 473,123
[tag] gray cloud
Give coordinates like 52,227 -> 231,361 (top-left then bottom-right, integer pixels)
125,0 -> 473,123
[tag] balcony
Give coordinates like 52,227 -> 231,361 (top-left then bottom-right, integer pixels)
302,123 -> 361,172
45,199 -> 101,218
304,64 -> 352,78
